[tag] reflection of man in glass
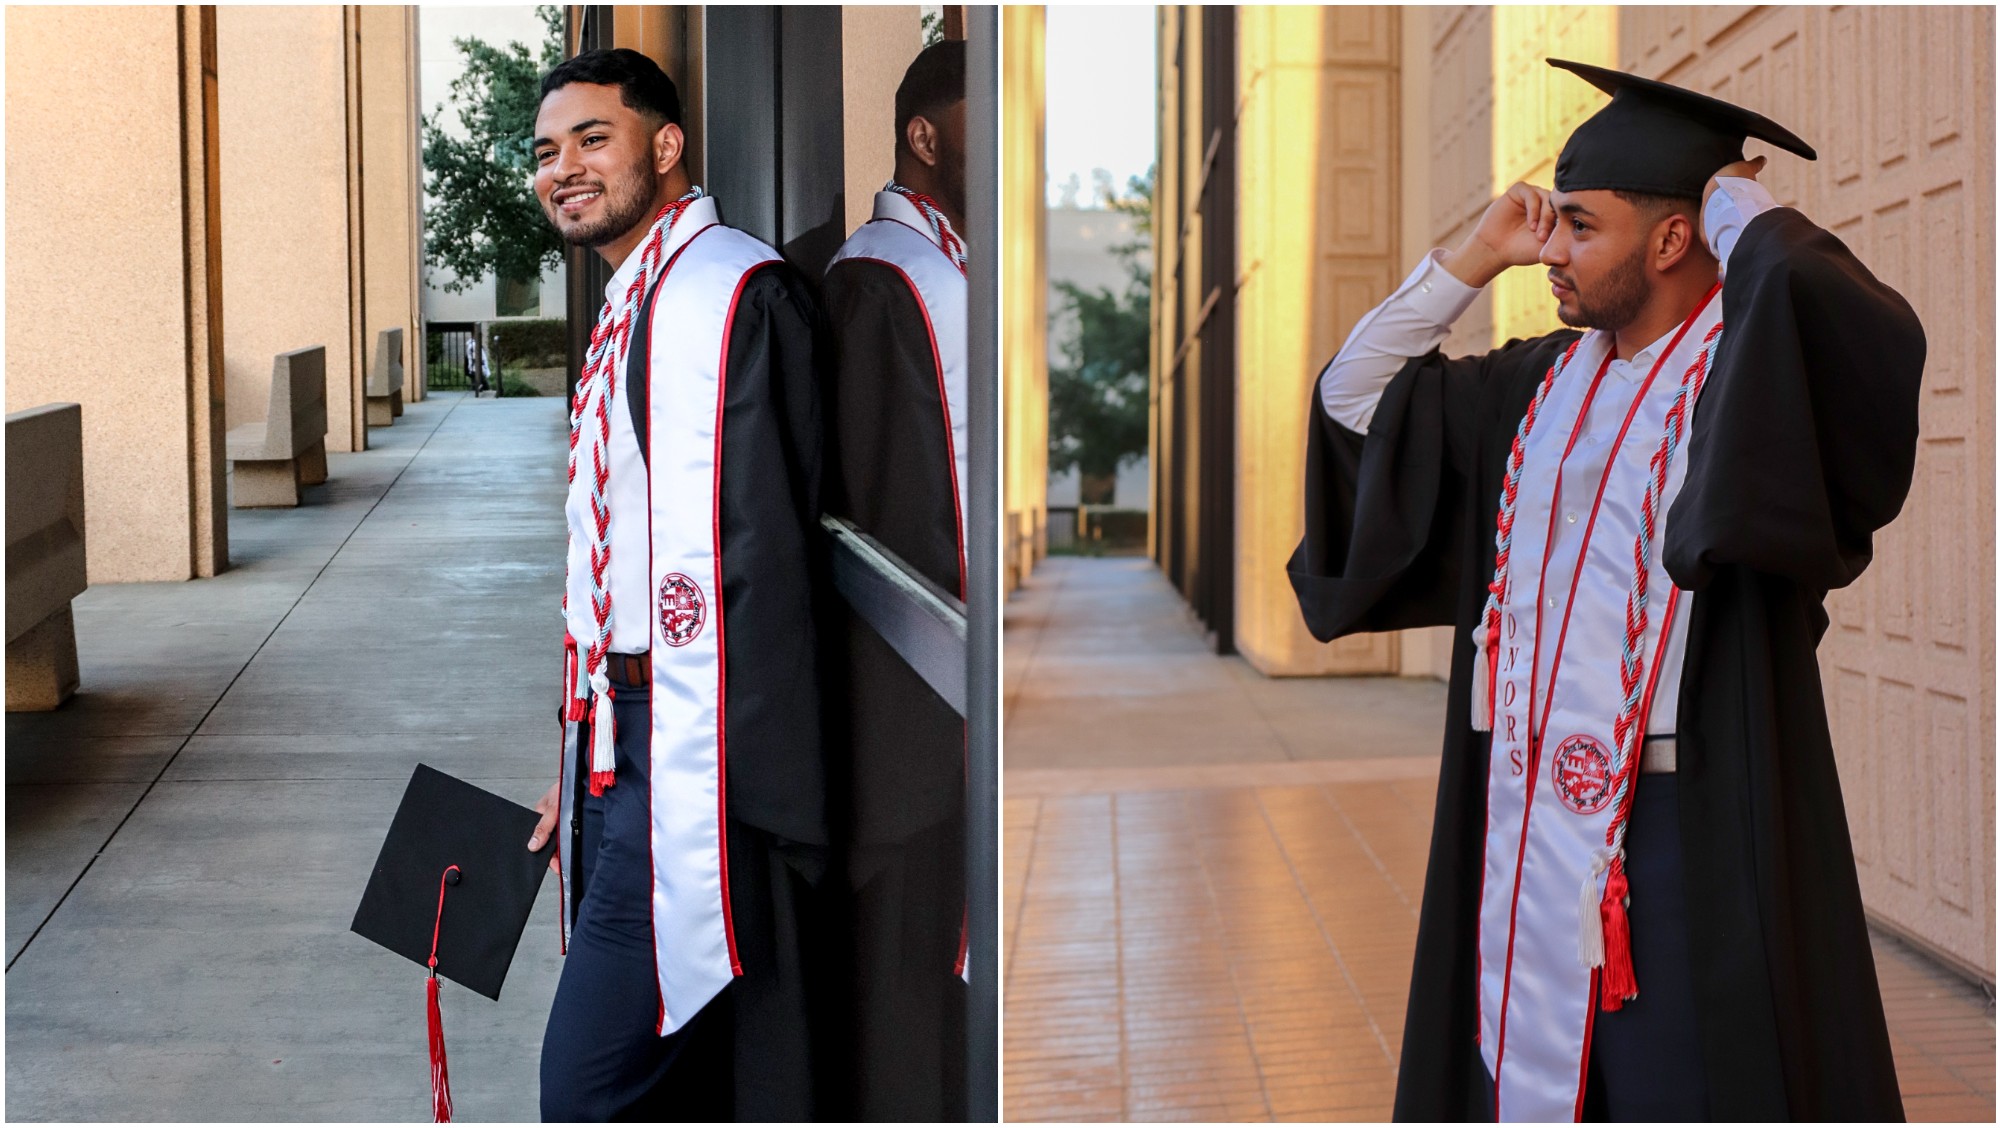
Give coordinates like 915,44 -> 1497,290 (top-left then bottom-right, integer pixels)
821,38 -> 969,1123
523,47 -> 829,1121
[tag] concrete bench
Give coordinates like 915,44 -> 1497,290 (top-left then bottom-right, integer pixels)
364,327 -> 404,426
7,403 -> 87,710
227,346 -> 328,508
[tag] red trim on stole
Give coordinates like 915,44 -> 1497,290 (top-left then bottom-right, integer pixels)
1489,284 -> 1718,1102
708,262 -> 776,981
1490,348 -> 1613,1089
632,225 -> 743,1038
847,255 -> 968,597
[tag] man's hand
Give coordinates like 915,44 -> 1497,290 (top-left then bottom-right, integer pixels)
1442,182 -> 1555,288
529,781 -> 560,872
1700,154 -> 1768,244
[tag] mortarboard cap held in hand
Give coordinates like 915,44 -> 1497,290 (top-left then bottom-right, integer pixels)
1548,58 -> 1817,198
352,764 -> 555,1120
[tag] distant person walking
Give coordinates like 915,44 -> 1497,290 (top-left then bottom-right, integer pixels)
466,336 -> 491,395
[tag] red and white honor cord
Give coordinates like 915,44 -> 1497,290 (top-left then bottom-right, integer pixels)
1470,339 -> 1582,732
1576,320 -> 1724,1008
562,187 -> 704,795
885,180 -> 967,274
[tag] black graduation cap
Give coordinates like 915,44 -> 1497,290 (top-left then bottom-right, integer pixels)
353,765 -> 554,1121
352,763 -> 554,1000
1549,58 -> 1817,198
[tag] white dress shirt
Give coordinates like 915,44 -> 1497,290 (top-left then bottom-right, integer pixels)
1315,178 -> 1777,734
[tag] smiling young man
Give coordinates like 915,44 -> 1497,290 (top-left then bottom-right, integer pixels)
1289,61 -> 1924,1121
819,39 -> 970,1122
520,48 -> 829,1122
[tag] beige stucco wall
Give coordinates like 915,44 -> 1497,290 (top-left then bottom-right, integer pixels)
1419,5 -> 1995,979
842,7 -> 923,236
1003,5 -> 1048,591
358,6 -> 424,404
218,5 -> 366,454
5,6 -> 229,582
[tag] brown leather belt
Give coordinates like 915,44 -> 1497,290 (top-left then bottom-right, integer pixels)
606,651 -> 651,686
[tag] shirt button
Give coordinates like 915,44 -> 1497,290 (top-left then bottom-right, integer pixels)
1547,597 -> 1557,610
1420,281 -> 1433,293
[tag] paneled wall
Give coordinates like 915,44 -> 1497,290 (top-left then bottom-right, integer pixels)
1622,5 -> 1994,982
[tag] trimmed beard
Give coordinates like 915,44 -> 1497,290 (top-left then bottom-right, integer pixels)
546,153 -> 661,249
1556,241 -> 1651,332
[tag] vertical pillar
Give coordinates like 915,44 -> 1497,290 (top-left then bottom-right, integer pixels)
218,5 -> 366,455
1001,5 -> 1047,590
358,5 -> 424,405
5,5 -> 229,582
1232,6 -> 1401,675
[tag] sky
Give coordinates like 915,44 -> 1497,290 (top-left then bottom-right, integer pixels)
1043,6 -> 1158,209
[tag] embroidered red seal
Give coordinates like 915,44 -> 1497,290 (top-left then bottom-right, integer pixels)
657,573 -> 705,648
1550,733 -> 1614,815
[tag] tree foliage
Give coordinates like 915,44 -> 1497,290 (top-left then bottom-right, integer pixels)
422,6 -> 566,294
1048,168 -> 1153,491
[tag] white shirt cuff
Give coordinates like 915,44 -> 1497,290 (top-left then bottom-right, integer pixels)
1704,176 -> 1779,277
1402,249 -> 1483,326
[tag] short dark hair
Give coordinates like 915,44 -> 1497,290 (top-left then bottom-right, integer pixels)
1614,189 -> 1699,225
541,48 -> 682,127
894,39 -> 966,150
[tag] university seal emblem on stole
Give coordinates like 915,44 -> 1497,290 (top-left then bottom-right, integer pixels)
657,572 -> 706,648
1550,733 -> 1614,815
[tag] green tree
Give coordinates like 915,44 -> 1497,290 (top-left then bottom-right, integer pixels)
422,6 -> 565,294
1048,168 -> 1153,504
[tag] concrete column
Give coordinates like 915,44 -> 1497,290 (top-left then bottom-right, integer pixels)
1002,5 -> 1047,592
218,5 -> 366,456
358,6 -> 424,405
1231,7 -> 1403,676
5,6 -> 228,582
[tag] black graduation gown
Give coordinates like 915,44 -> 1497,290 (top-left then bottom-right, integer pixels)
1286,207 -> 1924,1122
818,255 -> 969,1121
611,259 -> 837,1119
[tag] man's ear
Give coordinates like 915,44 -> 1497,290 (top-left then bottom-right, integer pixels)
652,122 -> 685,175
1654,211 -> 1699,272
904,114 -> 941,169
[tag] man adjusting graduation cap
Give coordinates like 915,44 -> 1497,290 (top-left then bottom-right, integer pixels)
1289,60 -> 1923,1121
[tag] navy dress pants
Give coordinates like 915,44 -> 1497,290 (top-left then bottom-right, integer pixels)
1581,772 -> 1711,1122
538,671 -> 825,1121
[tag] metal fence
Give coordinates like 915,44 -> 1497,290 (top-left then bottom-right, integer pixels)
424,321 -> 495,394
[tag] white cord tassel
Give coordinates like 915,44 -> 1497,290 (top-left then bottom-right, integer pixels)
1470,623 -> 1493,732
1577,849 -> 1611,970
588,670 -> 616,792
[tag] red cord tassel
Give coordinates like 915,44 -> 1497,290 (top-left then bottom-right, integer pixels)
427,971 -> 453,1122
1598,861 -> 1638,1011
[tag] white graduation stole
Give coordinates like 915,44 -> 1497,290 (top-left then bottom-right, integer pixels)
557,219 -> 781,1036
829,193 -> 971,536
1475,292 -> 1720,1120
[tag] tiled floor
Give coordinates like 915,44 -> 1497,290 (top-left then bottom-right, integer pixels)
1003,558 -> 1995,1123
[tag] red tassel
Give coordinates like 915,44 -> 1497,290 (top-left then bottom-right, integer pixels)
1598,861 -> 1638,1011
427,971 -> 453,1122
588,770 -> 616,795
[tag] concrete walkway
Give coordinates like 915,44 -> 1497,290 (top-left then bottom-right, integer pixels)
1002,556 -> 1996,1122
7,392 -> 568,1121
